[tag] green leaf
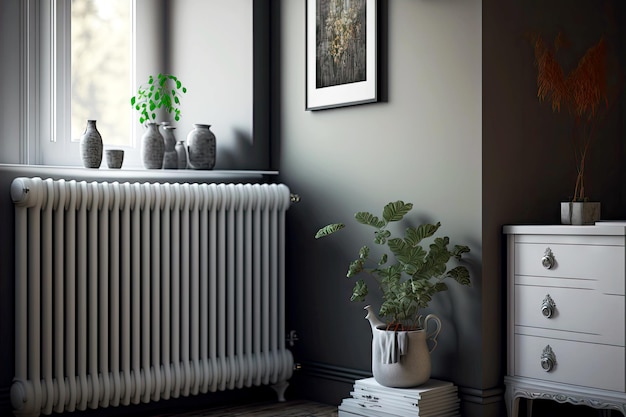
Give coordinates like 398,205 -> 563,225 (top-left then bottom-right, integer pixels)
405,222 -> 441,246
355,212 -> 385,228
130,97 -> 136,105
347,259 -> 364,277
379,300 -> 397,320
350,280 -> 368,302
374,229 -> 390,245
176,80 -> 182,89
451,244 -> 471,260
358,245 -> 370,260
382,201 -> 413,222
379,264 -> 402,284
387,238 -> 406,257
447,266 -> 471,286
182,87 -> 187,93
314,223 -> 345,238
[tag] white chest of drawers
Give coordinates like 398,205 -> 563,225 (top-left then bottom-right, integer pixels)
504,225 -> 626,417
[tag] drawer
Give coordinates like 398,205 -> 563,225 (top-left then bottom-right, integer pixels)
514,243 -> 625,295
514,285 -> 625,346
514,334 -> 625,392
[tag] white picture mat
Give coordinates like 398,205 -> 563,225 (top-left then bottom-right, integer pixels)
306,0 -> 378,110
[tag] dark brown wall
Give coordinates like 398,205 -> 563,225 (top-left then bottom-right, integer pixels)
482,1 -> 625,415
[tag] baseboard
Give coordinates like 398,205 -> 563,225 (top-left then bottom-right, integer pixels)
298,361 -> 372,384
299,362 -> 505,406
0,385 -> 11,414
459,384 -> 505,405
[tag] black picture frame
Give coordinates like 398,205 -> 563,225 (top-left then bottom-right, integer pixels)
306,0 -> 379,110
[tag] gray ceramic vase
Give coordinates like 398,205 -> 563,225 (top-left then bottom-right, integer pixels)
162,125 -> 178,169
175,140 -> 188,169
141,122 -> 165,169
186,124 -> 216,170
80,120 -> 103,168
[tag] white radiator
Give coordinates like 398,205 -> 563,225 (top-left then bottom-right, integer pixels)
10,177 -> 294,417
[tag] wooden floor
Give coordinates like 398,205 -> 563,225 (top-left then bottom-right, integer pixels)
152,400 -> 338,417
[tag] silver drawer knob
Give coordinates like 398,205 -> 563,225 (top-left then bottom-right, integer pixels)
541,247 -> 555,270
541,345 -> 556,372
541,294 -> 556,318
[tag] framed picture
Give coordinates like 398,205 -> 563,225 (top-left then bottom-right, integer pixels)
306,0 -> 378,110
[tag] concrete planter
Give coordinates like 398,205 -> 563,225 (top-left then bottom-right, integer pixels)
560,202 -> 601,225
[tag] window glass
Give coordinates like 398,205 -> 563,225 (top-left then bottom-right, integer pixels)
71,0 -> 132,147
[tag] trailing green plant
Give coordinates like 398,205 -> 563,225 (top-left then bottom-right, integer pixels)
315,201 -> 471,331
131,73 -> 187,125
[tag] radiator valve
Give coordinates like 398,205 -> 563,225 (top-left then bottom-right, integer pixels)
286,330 -> 299,346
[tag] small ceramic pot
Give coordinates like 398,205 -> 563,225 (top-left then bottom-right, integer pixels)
105,149 -> 124,169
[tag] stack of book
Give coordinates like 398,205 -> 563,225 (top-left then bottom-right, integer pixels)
338,377 -> 460,417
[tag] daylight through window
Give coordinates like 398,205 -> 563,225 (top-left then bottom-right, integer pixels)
71,0 -> 132,146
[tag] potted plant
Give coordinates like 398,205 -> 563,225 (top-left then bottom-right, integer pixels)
315,200 -> 471,387
131,73 -> 187,169
531,33 -> 615,224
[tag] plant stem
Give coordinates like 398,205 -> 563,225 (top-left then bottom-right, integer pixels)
572,116 -> 597,202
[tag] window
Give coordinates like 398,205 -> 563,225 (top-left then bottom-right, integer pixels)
71,0 -> 132,147
21,1 -> 268,170
22,0 -> 160,167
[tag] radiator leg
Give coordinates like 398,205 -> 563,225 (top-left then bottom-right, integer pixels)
270,380 -> 289,402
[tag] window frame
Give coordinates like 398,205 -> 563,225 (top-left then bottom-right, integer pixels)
21,0 -> 146,168
19,0 -> 273,171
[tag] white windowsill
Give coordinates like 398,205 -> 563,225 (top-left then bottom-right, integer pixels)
0,164 -> 279,182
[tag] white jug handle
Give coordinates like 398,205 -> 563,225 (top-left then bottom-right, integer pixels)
423,314 -> 442,353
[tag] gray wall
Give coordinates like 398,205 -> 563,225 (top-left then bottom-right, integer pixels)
166,0 -> 271,171
0,0 -> 21,163
274,0 -> 489,415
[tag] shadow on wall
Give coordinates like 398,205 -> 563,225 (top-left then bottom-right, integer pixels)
214,128 -> 258,170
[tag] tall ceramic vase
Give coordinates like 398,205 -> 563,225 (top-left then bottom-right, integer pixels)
186,124 -> 216,170
141,122 -> 165,169
80,120 -> 103,168
161,125 -> 178,169
365,305 -> 441,388
175,140 -> 188,169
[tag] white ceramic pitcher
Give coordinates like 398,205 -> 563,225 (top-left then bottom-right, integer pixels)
365,305 -> 441,387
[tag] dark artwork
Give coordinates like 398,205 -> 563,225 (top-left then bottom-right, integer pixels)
316,0 -> 366,88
